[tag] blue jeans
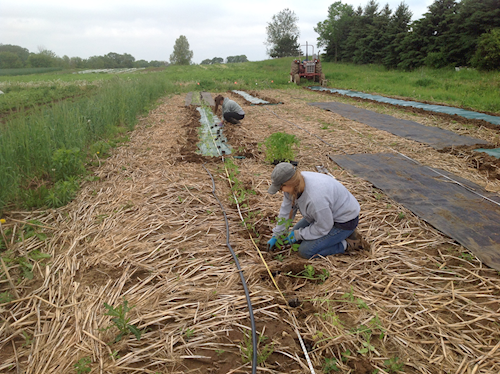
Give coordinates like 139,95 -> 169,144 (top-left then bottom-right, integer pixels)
293,218 -> 355,259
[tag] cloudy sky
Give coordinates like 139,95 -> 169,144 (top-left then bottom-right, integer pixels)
2,0 -> 433,64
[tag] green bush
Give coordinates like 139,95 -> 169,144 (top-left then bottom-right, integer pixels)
471,28 -> 500,71
263,132 -> 300,163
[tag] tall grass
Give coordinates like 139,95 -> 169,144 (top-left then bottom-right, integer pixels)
0,73 -> 183,210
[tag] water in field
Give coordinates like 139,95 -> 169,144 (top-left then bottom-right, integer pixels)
309,86 -> 500,126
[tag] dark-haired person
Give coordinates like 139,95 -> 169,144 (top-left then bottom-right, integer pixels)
214,95 -> 245,125
267,162 -> 368,258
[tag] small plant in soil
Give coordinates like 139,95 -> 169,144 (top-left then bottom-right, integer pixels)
322,357 -> 339,372
74,357 -> 92,374
184,328 -> 195,340
262,132 -> 300,163
287,264 -> 330,282
384,357 -> 404,373
103,298 -> 142,343
240,330 -> 274,365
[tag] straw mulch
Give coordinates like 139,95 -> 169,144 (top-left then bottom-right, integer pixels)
1,88 -> 500,374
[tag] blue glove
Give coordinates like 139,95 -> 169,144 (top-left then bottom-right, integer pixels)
285,231 -> 296,244
267,236 -> 277,250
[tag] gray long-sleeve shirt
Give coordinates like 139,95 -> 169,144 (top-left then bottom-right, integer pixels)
222,98 -> 245,116
272,171 -> 360,241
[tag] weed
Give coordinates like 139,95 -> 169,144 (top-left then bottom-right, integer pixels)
340,287 -> 369,309
322,357 -> 339,372
184,328 -> 194,340
215,349 -> 225,356
384,357 -> 404,373
103,299 -> 142,343
397,212 -> 406,220
22,331 -> 33,347
74,357 -> 92,374
240,330 -> 274,365
341,349 -> 351,362
110,350 -> 121,360
0,292 -> 13,303
459,251 -> 475,262
51,148 -> 86,182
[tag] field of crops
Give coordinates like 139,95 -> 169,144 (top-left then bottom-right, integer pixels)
1,60 -> 500,374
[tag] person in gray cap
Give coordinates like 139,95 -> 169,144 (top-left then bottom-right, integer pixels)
267,162 -> 366,258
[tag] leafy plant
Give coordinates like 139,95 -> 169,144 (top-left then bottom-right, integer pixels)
274,254 -> 285,262
103,299 -> 142,343
240,330 -> 274,365
184,328 -> 194,340
384,357 -> 404,373
322,357 -> 339,372
263,132 -> 300,163
287,264 -> 330,282
74,357 -> 92,374
51,148 -> 86,182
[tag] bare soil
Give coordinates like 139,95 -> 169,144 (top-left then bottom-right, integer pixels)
1,87 -> 500,374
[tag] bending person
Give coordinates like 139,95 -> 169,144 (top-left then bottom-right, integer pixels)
267,162 -> 367,258
214,95 -> 245,125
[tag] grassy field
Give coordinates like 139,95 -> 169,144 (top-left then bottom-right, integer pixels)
0,59 -> 499,212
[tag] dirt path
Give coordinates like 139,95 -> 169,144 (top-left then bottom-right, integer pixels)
1,88 -> 500,374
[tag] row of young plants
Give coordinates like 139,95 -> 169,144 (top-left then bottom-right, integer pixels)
226,132 -> 405,373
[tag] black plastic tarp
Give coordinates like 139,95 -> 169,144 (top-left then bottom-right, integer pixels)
330,152 -> 500,271
310,102 -> 488,150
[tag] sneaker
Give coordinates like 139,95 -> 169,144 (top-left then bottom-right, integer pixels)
346,237 -> 363,251
346,233 -> 370,252
348,229 -> 359,240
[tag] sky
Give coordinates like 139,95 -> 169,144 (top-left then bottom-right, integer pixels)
1,0 -> 434,64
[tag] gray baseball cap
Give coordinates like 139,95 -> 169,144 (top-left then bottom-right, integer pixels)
268,162 -> 296,194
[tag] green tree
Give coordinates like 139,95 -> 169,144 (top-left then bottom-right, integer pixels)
0,44 -> 30,66
471,28 -> 500,70
170,35 -> 193,65
0,51 -> 23,68
200,59 -> 212,65
226,55 -> 248,63
211,57 -> 223,64
382,2 -> 413,69
315,1 -> 355,62
266,8 -> 301,58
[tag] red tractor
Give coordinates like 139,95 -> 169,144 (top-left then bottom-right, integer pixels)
290,43 -> 326,86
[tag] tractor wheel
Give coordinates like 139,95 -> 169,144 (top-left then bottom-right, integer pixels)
291,61 -> 299,76
294,74 -> 300,85
316,60 -> 322,76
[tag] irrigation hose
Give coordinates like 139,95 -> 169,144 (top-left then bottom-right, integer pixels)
202,164 -> 258,374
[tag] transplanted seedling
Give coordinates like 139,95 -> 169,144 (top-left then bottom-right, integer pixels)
103,298 -> 142,343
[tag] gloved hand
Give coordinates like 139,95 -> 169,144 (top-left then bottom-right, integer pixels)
285,230 -> 296,244
267,236 -> 277,250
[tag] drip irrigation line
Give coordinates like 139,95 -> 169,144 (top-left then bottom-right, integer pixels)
264,91 -> 500,207
202,164 -> 258,374
200,102 -> 315,374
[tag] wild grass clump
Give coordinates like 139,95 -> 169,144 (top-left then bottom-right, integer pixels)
0,73 -> 177,212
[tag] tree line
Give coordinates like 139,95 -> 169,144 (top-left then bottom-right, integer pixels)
0,45 -> 169,70
315,0 -> 500,70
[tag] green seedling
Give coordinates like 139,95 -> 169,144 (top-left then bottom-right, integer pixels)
216,349 -> 225,356
74,357 -> 91,374
103,299 -> 142,343
340,287 -> 369,309
110,350 -> 121,360
274,254 -> 285,262
184,328 -> 194,340
22,331 -> 33,347
322,357 -> 339,372
384,357 -> 404,373
459,252 -> 475,262
397,212 -> 406,220
240,330 -> 274,365
341,349 -> 351,363
287,264 -> 330,282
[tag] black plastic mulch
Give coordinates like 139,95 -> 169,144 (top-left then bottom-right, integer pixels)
330,152 -> 500,271
310,101 -> 489,150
